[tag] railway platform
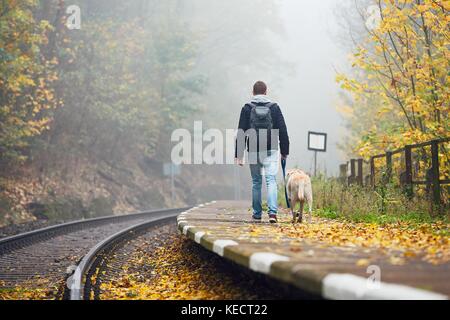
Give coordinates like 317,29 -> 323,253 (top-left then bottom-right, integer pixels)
178,201 -> 449,300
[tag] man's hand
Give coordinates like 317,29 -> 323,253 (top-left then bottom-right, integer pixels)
281,154 -> 288,161
235,158 -> 244,167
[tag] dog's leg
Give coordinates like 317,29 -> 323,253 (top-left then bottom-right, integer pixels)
307,184 -> 313,223
307,202 -> 312,223
298,201 -> 304,223
287,184 -> 295,223
290,199 -> 297,224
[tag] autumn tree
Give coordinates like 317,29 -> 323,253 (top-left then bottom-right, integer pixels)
337,0 -> 449,157
0,0 -> 287,221
0,0 -> 59,169
30,0 -> 200,164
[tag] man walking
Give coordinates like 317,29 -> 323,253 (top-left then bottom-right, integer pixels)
235,81 -> 290,223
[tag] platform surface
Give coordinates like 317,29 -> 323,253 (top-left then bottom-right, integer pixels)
178,201 -> 449,300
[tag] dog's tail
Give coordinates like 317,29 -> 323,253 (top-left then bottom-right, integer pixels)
298,180 -> 305,202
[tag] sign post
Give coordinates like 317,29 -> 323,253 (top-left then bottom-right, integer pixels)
308,131 -> 327,176
163,163 -> 181,205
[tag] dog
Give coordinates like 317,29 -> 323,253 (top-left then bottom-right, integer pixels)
286,169 -> 313,223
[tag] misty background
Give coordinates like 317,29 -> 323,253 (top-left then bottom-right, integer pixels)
189,0 -> 352,200
0,0 -> 368,224
258,0 -> 348,175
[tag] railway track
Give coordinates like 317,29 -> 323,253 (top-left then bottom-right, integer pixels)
0,208 -> 187,299
69,213 -> 180,300
74,222 -> 310,300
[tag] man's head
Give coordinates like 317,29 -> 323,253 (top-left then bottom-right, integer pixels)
253,81 -> 267,96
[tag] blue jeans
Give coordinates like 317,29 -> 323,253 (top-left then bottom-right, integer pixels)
249,150 -> 279,217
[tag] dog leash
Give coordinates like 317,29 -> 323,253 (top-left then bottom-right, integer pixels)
281,158 -> 290,209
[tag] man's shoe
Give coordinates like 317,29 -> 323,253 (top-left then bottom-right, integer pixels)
268,214 -> 277,224
252,214 -> 262,221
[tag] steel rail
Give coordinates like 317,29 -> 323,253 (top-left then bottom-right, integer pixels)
68,209 -> 184,300
0,207 -> 189,255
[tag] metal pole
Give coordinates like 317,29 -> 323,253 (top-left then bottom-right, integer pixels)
171,165 -> 174,205
234,166 -> 240,201
233,167 -> 237,201
237,165 -> 241,200
314,151 -> 317,176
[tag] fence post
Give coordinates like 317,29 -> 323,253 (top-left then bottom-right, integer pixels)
430,140 -> 441,209
404,145 -> 413,198
384,151 -> 393,185
350,159 -> 356,185
370,157 -> 375,188
339,164 -> 347,185
357,159 -> 363,186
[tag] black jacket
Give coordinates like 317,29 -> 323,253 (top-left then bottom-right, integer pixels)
235,102 -> 289,158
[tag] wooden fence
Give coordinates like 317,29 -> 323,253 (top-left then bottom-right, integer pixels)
339,137 -> 450,209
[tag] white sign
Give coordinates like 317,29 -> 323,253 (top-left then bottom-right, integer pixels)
308,132 -> 327,152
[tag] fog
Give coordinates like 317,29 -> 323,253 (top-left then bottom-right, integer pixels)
182,0 -> 355,199
273,0 -> 349,175
192,0 -> 351,175
1,0 -> 364,216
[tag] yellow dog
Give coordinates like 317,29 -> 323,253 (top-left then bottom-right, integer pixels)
286,169 -> 313,223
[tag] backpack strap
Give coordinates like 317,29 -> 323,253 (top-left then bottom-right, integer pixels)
247,102 -> 275,108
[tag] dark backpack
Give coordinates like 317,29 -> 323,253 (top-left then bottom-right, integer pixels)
249,102 -> 274,130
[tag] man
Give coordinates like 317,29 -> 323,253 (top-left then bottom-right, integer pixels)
235,81 -> 290,223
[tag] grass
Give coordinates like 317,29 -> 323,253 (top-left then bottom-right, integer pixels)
278,176 -> 449,226
314,207 -> 443,225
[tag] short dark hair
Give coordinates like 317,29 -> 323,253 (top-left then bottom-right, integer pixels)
253,81 -> 267,95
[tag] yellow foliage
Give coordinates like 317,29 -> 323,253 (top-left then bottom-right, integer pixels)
239,213 -> 449,265
336,0 -> 449,161
99,235 -> 277,300
0,0 -> 59,163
